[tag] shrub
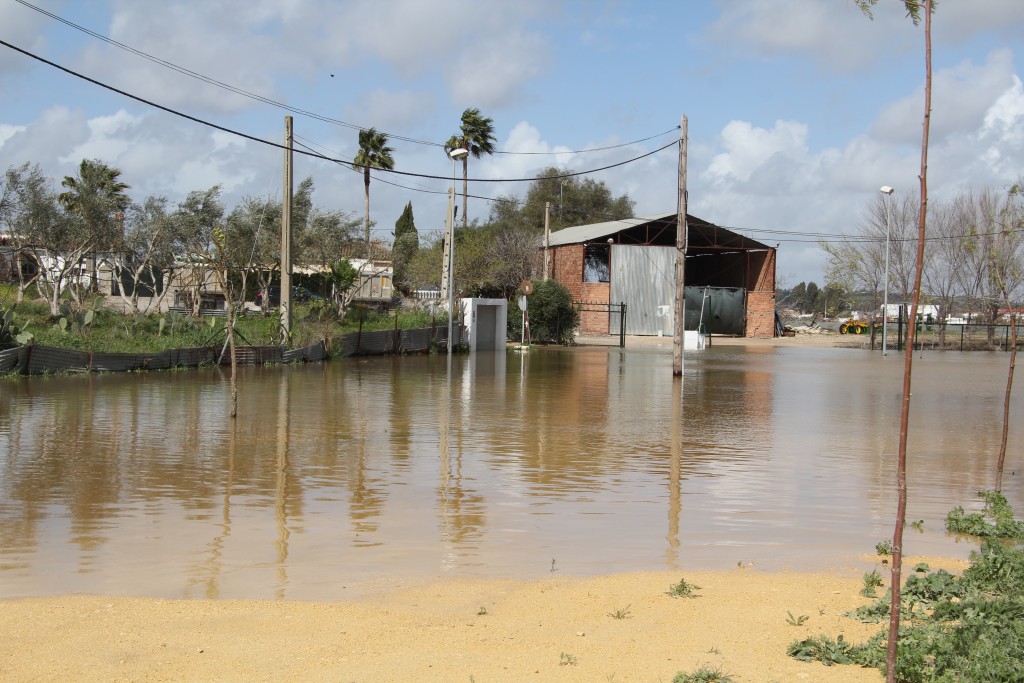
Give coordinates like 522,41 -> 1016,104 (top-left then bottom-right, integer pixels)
507,278 -> 579,344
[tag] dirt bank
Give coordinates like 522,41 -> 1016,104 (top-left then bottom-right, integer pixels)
1,562 -> 969,682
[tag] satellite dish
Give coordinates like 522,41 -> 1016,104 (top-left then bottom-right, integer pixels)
519,280 -> 534,296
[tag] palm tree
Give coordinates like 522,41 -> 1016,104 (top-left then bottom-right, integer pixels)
445,108 -> 496,230
353,128 -> 395,260
58,159 -> 131,292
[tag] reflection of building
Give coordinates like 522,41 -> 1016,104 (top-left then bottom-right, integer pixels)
546,214 -> 777,338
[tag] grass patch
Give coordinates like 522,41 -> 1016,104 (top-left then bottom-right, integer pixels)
860,569 -> 884,597
946,490 -> 1024,539
672,665 -> 733,682
666,577 -> 701,599
792,499 -> 1024,682
607,605 -> 631,619
1,288 -> 451,355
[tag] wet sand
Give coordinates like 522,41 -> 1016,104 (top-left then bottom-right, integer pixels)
2,571 -> 871,682
1,557 -> 969,682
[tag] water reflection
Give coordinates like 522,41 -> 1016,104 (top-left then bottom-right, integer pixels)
0,346 -> 1021,599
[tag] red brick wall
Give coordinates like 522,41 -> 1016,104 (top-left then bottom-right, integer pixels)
551,244 -> 584,301
745,250 -> 777,338
580,282 -> 611,333
550,245 -> 612,334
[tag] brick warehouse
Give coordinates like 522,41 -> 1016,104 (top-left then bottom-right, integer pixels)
544,213 -> 777,339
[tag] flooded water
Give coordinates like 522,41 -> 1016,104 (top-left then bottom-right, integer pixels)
1,345 -> 1021,600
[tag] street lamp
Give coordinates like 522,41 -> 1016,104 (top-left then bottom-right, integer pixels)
880,185 -> 895,356
447,147 -> 469,353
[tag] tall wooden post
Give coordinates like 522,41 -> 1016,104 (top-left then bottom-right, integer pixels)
280,116 -> 293,342
440,187 -> 453,304
543,201 -> 551,280
673,116 -> 688,375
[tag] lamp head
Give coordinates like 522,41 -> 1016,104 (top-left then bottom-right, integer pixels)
449,148 -> 469,160
880,185 -> 894,195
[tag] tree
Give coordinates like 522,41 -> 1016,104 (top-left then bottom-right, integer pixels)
855,2 -> 935,680
300,207 -> 361,273
392,201 -> 418,293
803,281 -> 820,314
224,177 -> 324,311
326,258 -> 359,317
117,195 -> 179,314
1,163 -> 58,303
991,179 -> 1023,492
58,159 -> 131,294
446,107 -> 496,231
172,186 -> 225,315
491,167 -> 635,233
923,196 -> 972,346
353,128 -> 395,260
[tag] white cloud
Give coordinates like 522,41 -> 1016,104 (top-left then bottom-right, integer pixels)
706,0 -> 886,71
706,0 -> 1024,73
873,49 -> 1019,146
0,3 -> 50,75
448,30 -> 551,108
703,120 -> 810,188
343,90 -> 438,133
0,124 -> 26,147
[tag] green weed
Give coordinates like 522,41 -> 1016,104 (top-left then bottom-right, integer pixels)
671,664 -> 733,682
607,605 -> 631,619
860,569 -> 884,597
667,578 -> 701,599
797,501 -> 1024,682
875,539 -> 893,556
558,652 -> 577,666
785,611 -> 809,626
787,634 -> 857,666
946,491 -> 1024,539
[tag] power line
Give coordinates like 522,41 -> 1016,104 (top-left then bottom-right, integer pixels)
0,39 -> 677,185
14,0 -> 679,156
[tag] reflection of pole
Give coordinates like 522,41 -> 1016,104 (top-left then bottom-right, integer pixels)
274,372 -> 290,599
201,424 -> 236,599
667,377 -> 682,568
673,115 -> 688,375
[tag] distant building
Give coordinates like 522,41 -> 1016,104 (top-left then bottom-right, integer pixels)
544,213 -> 777,338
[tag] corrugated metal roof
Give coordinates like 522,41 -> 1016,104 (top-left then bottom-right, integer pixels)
547,214 -> 674,246
546,212 -> 772,251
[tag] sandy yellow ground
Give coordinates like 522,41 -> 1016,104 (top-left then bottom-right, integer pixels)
1,563 -> 971,683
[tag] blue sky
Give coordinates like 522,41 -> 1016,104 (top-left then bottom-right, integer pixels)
2,0 -> 1023,286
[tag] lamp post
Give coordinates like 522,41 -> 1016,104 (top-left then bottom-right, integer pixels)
447,147 -> 469,354
880,185 -> 895,356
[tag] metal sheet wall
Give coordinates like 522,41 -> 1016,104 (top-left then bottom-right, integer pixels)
609,245 -> 676,335
608,245 -> 747,335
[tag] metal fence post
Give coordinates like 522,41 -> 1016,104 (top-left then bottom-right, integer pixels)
614,303 -> 622,350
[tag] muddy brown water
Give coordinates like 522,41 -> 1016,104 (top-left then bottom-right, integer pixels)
1,345 -> 1020,600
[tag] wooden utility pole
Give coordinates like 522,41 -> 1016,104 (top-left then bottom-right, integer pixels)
543,201 -> 551,280
280,116 -> 293,342
673,116 -> 688,375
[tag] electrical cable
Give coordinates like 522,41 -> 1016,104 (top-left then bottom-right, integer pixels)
14,0 -> 681,155
1,38 -> 677,185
